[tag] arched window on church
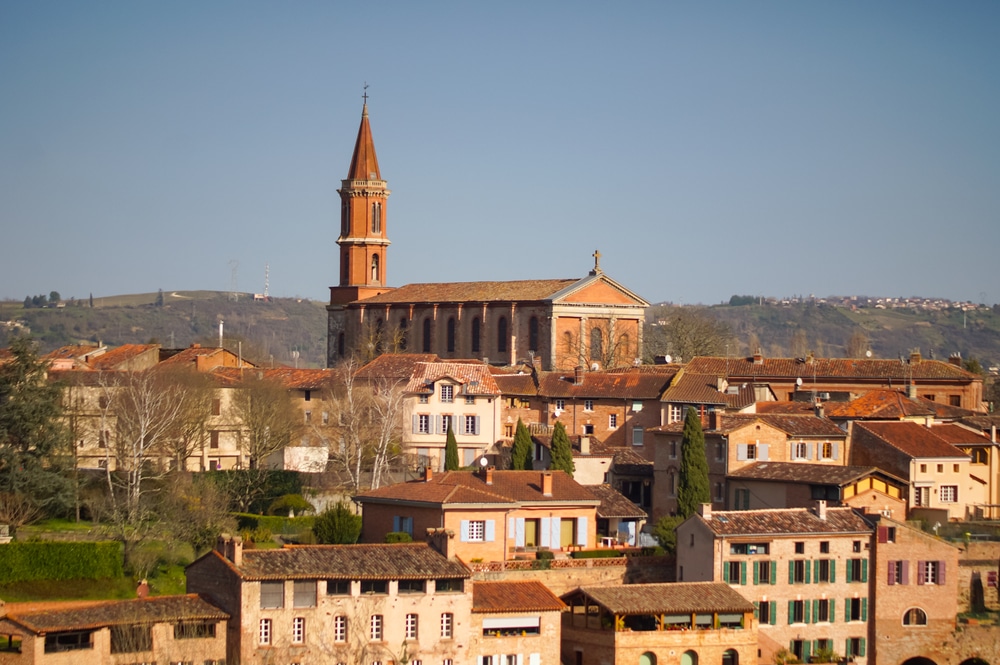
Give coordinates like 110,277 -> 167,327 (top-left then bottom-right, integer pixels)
371,254 -> 380,283
564,331 -> 574,355
447,317 -> 456,353
471,317 -> 481,354
337,333 -> 345,358
903,608 -> 927,626
590,327 -> 603,361
341,200 -> 349,237
371,202 -> 382,234
497,317 -> 508,353
399,317 -> 408,351
528,316 -> 539,352
619,333 -> 630,363
422,318 -> 432,353
374,319 -> 384,354
342,252 -> 350,285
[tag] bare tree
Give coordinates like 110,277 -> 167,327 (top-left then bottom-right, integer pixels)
158,370 -> 214,471
846,331 -> 870,358
789,329 -> 809,357
230,372 -> 302,469
355,318 -> 408,364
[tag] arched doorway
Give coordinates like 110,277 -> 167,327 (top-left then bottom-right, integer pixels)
901,658 -> 938,665
722,650 -> 738,665
959,660 -> 989,665
638,653 -> 656,665
680,651 -> 698,665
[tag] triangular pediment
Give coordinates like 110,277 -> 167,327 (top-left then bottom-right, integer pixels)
550,273 -> 649,307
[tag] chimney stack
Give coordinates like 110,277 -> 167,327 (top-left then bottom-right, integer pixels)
698,503 -> 713,520
425,528 -> 455,558
752,350 -> 763,365
541,471 -> 553,497
580,436 -> 591,455
216,533 -> 243,566
815,402 -> 825,419
908,383 -> 917,399
910,350 -> 922,365
991,425 -> 996,444
709,409 -> 722,431
574,366 -> 584,385
949,353 -> 963,367
815,500 -> 827,520
424,467 -> 434,482
485,466 -> 494,485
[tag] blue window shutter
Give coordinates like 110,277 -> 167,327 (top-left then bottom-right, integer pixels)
576,517 -> 588,546
515,518 -> 525,547
540,518 -> 551,548
393,516 -> 400,532
551,518 -> 561,547
460,520 -> 469,542
485,520 -> 495,542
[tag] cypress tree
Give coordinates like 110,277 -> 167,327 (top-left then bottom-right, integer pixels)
677,406 -> 710,518
511,418 -> 533,470
444,424 -> 460,471
548,421 -> 575,477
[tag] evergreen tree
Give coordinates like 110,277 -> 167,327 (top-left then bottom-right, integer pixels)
444,424 -> 460,471
511,418 -> 533,470
313,501 -> 362,544
548,421 -> 575,477
676,406 -> 710,518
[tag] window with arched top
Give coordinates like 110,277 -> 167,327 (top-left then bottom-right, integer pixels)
399,317 -> 408,351
341,201 -> 349,236
337,333 -> 345,358
422,318 -> 432,353
471,317 -> 481,354
564,331 -> 574,355
590,327 -> 603,361
447,318 -> 456,353
903,607 -> 927,626
639,653 -> 657,665
722,650 -> 738,665
680,651 -> 698,665
497,317 -> 508,353
371,254 -> 380,283
529,316 -> 539,352
371,202 -> 382,234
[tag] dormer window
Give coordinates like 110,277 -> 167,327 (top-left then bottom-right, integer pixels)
441,385 -> 454,403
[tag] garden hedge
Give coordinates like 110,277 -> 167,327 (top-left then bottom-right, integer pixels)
0,541 -> 123,583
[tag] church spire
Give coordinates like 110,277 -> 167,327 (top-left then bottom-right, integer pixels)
347,90 -> 381,181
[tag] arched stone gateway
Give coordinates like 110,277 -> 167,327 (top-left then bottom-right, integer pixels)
959,659 -> 990,665
901,658 -> 938,665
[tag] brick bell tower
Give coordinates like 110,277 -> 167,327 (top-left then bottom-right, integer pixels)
328,96 -> 395,366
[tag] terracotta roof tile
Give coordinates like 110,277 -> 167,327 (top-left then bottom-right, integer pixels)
355,354 -> 442,382
925,423 -> 992,446
585,484 -> 647,519
538,369 -> 675,400
727,462 -> 903,486
755,401 -> 816,415
211,367 -> 341,390
86,344 -> 158,370
685,355 -> 979,381
611,448 -> 653,476
358,279 -> 578,305
853,421 -> 968,459
356,470 -> 600,506
566,582 -> 753,615
2,595 -> 227,634
493,373 -> 539,396
230,543 -> 470,581
405,362 -> 501,396
661,372 -> 729,405
824,390 -> 934,419
698,507 -> 872,536
473,580 -> 565,613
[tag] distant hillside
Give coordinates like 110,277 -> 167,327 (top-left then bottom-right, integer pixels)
0,291 -> 329,368
700,301 -> 1000,370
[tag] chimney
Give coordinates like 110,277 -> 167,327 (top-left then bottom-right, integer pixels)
580,436 -> 591,455
541,471 -> 553,497
574,366 -> 584,385
908,383 -> 917,399
991,425 -> 996,444
424,467 -> 433,482
191,342 -> 201,349
910,350 -> 922,365
925,416 -> 933,428
752,350 -> 763,365
709,409 -> 722,431
216,533 -> 243,567
815,500 -> 827,520
485,466 -> 494,485
136,579 -> 150,598
949,353 -> 963,367
815,402 -> 824,419
425,528 -> 455,558
698,503 -> 713,520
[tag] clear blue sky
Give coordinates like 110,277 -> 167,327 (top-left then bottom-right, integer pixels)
2,1 -> 998,305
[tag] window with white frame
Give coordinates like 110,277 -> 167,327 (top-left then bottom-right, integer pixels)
555,399 -> 565,411
334,615 -> 347,641
441,385 -> 454,403
405,613 -> 418,639
464,415 -> 478,435
669,405 -> 682,423
609,414 -> 618,428
417,415 -> 430,434
584,399 -> 594,411
792,442 -> 808,460
259,619 -> 271,645
465,395 -> 475,405
467,520 -> 485,542
441,613 -> 454,639
292,617 -> 305,644
919,561 -> 942,585
940,485 -> 958,503
370,614 -> 383,641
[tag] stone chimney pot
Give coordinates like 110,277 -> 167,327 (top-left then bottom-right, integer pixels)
541,472 -> 553,497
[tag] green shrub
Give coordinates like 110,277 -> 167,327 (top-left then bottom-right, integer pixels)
384,532 -> 413,543
313,502 -> 362,545
0,542 -> 123,584
234,513 -> 315,534
536,550 -> 555,560
570,549 -> 624,559
267,494 -> 315,516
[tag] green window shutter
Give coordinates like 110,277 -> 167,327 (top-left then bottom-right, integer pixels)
789,561 -> 795,584
741,561 -> 747,585
813,640 -> 820,657
844,599 -> 850,622
846,562 -> 853,583
830,560 -> 836,583
829,599 -> 835,623
770,601 -> 777,625
805,559 -> 812,584
753,561 -> 759,585
771,561 -> 778,584
753,601 -> 760,619
723,561 -> 729,583
845,639 -> 851,658
803,641 -> 812,662
860,638 -> 867,656
812,599 -> 819,623
805,599 -> 812,623
788,600 -> 795,625
862,598 -> 868,622
862,558 -> 869,583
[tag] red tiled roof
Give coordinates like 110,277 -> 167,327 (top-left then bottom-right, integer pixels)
926,423 -> 992,446
473,580 -> 565,613
685,355 -> 979,381
853,421 -> 968,459
229,543 -> 471,581
356,470 -> 600,506
355,354 -> 441,382
211,367 -> 341,390
755,401 -> 816,414
727,462 -> 904,486
824,390 -> 934,419
2,595 -> 227,634
537,368 -> 675,400
660,372 -> 728,405
652,413 -> 844,438
43,345 -> 104,361
585,483 -> 647,519
357,279 -> 579,305
699,507 -> 872,536
86,344 -> 158,370
405,362 -> 501,396
493,372 -> 539,396
565,582 -> 753,615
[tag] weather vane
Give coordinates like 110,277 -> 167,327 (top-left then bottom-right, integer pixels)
363,82 -> 369,105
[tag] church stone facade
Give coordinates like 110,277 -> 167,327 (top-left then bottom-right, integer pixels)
327,104 -> 648,371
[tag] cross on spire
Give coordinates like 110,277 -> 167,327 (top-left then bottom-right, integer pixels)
362,82 -> 369,105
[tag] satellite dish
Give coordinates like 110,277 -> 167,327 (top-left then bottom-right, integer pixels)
865,350 -> 872,358
664,354 -> 672,364
796,377 -> 803,387
479,456 -> 489,467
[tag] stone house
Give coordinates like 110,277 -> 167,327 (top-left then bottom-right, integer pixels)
560,582 -> 756,665
186,537 -> 473,665
354,468 -> 600,562
471,581 -> 565,665
0,595 -> 227,665
675,503 -> 875,665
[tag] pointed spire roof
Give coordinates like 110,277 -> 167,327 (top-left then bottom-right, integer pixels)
347,103 -> 382,180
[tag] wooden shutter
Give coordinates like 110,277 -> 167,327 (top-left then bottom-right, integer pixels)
460,520 -> 470,542
759,444 -> 769,460
737,444 -> 748,461
576,517 -> 588,546
887,561 -> 896,585
485,520 -> 495,542
829,599 -> 835,623
878,526 -> 888,543
861,559 -> 868,582
740,561 -> 747,585
753,561 -> 759,585
917,561 -> 926,585
901,560 -> 910,585
938,561 -> 946,584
